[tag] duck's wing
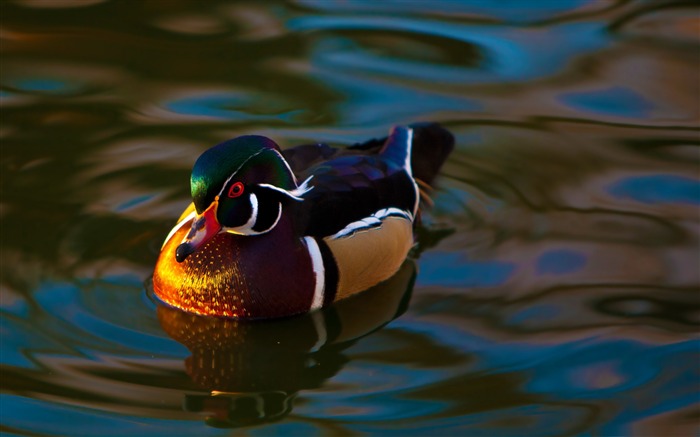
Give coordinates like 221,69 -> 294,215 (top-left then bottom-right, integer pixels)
281,143 -> 339,175
285,123 -> 453,238
283,123 -> 453,184
297,153 -> 417,239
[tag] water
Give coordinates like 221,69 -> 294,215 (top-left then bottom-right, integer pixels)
2,0 -> 699,435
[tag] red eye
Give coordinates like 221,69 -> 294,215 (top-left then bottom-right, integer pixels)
227,182 -> 245,198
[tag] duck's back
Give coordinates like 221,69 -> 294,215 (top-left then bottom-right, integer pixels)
294,155 -> 413,238
284,122 -> 453,239
282,122 -> 453,185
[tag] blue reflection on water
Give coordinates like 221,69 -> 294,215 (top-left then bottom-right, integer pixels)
327,72 -> 480,125
527,339 -> 700,435
536,249 -> 586,275
292,18 -> 608,83
299,0 -> 592,23
1,295 -> 29,317
165,92 -> 300,121
315,366 -> 448,419
401,403 -> 589,437
24,279 -> 186,358
114,194 -> 157,212
507,304 -> 562,325
450,0 -> 592,22
418,252 -> 515,287
166,93 -> 249,118
11,78 -> 81,95
560,87 -> 655,118
384,318 -> 700,435
250,422 -> 319,437
1,316 -> 55,368
1,395 -> 228,437
608,174 -> 700,205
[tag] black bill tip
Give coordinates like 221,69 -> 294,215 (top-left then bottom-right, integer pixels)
176,243 -> 195,263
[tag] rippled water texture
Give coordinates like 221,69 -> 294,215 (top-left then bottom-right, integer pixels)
2,1 -> 699,435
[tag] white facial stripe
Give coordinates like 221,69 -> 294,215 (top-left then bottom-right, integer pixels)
250,202 -> 282,235
258,176 -> 314,201
304,236 -> 325,311
271,148 -> 299,185
268,202 -> 282,231
162,210 -> 196,249
294,175 -> 314,197
222,197 -> 284,236
330,207 -> 413,239
258,183 -> 302,200
223,193 -> 258,235
216,148 -> 267,197
246,193 -> 259,230
216,148 -> 311,202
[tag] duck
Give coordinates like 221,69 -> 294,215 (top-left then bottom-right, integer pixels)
153,122 -> 453,319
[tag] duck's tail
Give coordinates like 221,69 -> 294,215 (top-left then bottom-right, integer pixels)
404,122 -> 454,186
353,122 -> 454,186
379,125 -> 415,176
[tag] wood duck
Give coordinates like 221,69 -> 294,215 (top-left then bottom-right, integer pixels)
153,122 -> 453,319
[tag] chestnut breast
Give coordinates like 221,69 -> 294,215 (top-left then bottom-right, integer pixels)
154,219 -> 316,319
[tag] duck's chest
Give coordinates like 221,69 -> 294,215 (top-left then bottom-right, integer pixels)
154,225 -> 316,319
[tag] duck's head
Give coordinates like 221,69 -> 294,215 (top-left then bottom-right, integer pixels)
176,135 -> 311,263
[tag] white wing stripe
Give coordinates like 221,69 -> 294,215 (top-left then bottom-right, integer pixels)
405,127 -> 414,177
330,207 -> 412,239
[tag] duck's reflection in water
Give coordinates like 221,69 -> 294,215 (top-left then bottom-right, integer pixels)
157,260 -> 416,427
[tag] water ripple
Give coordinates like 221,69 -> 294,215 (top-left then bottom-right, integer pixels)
291,16 -> 610,83
2,0 -> 699,434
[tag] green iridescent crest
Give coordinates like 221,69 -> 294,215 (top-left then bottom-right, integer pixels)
190,136 -> 296,213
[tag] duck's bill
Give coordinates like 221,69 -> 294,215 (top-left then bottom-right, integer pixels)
176,202 -> 221,263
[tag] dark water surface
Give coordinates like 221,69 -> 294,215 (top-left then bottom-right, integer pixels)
2,1 -> 699,435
